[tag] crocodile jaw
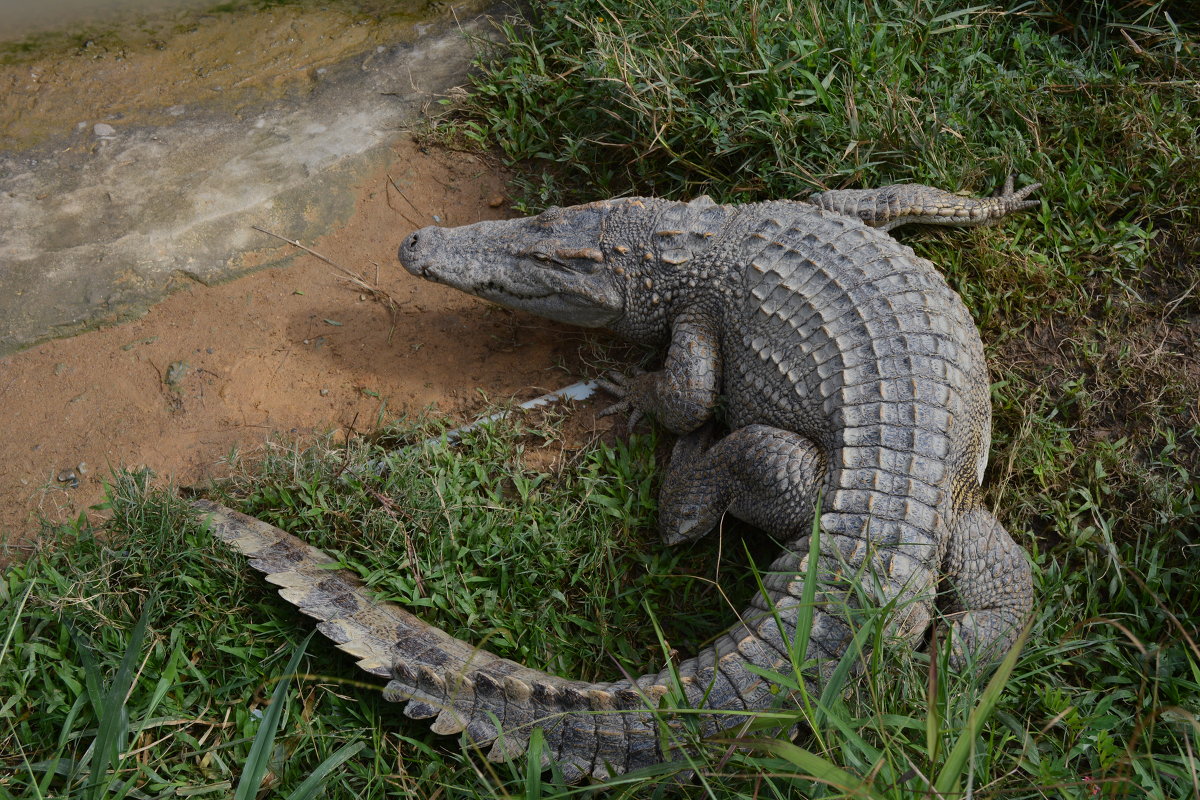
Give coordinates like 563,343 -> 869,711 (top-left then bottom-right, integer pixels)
399,217 -> 625,328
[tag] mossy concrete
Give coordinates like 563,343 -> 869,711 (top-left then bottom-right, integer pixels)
0,8 -> 502,356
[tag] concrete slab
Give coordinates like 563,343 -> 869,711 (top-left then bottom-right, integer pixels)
0,6 -> 503,356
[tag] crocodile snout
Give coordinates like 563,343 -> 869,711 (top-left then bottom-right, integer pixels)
398,226 -> 441,278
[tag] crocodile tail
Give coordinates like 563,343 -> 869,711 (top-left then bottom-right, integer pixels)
197,499 -> 483,678
196,500 -> 668,781
820,467 -> 942,640
383,660 -> 668,780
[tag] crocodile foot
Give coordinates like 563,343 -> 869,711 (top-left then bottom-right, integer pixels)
994,173 -> 1042,214
595,367 -> 648,430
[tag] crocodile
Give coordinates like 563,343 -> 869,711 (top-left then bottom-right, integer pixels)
197,177 -> 1037,781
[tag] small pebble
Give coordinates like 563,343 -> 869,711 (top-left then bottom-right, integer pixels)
488,195 -> 506,208
77,462 -> 88,476
359,294 -> 367,301
320,388 -> 330,396
166,360 -> 189,386
93,123 -> 116,137
57,469 -> 79,488
432,214 -> 442,223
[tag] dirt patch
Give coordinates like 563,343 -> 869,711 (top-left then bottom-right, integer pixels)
0,139 -> 602,544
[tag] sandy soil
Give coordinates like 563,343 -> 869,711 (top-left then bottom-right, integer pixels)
0,139 -> 600,545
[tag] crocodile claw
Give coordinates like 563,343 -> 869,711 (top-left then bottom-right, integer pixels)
996,174 -> 1041,213
596,369 -> 646,430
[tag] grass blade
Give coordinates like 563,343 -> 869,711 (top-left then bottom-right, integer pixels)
927,625 -> 942,767
932,624 -> 1030,795
524,728 -> 544,799
791,500 -> 823,679
284,741 -> 365,800
0,579 -> 33,670
746,739 -> 879,799
235,632 -> 314,800
81,595 -> 154,799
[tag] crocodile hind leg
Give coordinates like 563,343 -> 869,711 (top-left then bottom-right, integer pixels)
939,504 -> 1033,668
658,424 -> 826,545
661,428 -> 1030,670
807,175 -> 1040,231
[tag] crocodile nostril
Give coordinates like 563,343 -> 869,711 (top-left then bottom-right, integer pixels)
406,232 -> 419,249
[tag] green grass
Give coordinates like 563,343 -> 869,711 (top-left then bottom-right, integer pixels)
2,411 -> 1197,797
5,0 -> 1200,797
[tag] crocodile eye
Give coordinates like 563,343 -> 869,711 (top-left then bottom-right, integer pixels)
532,251 -> 552,263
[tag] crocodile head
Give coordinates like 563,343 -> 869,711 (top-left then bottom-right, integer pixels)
399,201 -> 627,328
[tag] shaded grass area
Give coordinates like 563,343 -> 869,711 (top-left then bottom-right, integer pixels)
5,0 -> 1200,797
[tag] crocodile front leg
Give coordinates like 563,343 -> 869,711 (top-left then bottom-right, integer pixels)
598,309 -> 721,434
658,424 -> 826,545
808,175 -> 1040,231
